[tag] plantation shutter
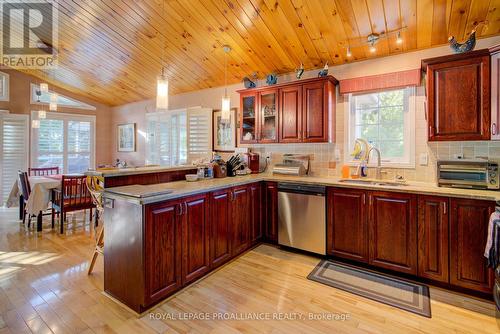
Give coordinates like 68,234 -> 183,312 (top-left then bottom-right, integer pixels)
0,113 -> 28,205
186,107 -> 212,163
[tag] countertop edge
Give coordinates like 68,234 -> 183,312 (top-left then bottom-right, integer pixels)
102,175 -> 500,205
85,165 -> 197,177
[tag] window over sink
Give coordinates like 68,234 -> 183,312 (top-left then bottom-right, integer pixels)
345,86 -> 415,167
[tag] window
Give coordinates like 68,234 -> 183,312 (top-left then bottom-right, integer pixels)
0,112 -> 28,205
31,112 -> 95,173
346,87 -> 415,167
31,84 -> 96,110
146,107 -> 212,166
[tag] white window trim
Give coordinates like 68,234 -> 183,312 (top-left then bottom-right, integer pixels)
0,72 -> 9,102
30,111 -> 96,173
30,84 -> 96,111
344,86 -> 416,168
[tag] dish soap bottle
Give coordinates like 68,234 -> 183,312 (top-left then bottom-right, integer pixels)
360,160 -> 368,177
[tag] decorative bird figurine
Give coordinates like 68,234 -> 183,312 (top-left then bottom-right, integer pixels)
296,63 -> 304,79
266,73 -> 278,85
318,62 -> 328,77
449,29 -> 477,54
243,76 -> 256,89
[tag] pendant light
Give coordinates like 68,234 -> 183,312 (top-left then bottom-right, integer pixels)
49,92 -> 58,111
156,67 -> 169,110
40,82 -> 49,93
221,45 -> 231,122
32,119 -> 40,128
38,110 -> 46,119
35,84 -> 46,119
156,0 -> 169,110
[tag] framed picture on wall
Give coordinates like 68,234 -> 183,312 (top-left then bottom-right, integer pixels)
213,108 -> 237,152
117,123 -> 136,152
0,71 -> 9,102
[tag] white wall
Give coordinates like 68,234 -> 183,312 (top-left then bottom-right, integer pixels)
111,36 -> 500,180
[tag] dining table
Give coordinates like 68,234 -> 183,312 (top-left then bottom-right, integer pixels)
6,174 -> 65,232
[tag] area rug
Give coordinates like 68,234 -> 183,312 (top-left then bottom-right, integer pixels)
307,260 -> 431,317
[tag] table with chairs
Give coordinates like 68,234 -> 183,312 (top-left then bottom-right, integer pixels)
8,167 -> 96,233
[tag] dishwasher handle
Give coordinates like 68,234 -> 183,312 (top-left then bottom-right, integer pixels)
277,183 -> 326,196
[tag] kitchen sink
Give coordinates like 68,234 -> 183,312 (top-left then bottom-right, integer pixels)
338,179 -> 408,187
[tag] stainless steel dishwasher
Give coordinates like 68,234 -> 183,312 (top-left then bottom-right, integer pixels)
277,183 -> 326,255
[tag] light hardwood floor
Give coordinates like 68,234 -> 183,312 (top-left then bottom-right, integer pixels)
0,207 -> 499,334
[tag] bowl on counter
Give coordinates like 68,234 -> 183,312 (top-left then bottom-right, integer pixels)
185,174 -> 198,182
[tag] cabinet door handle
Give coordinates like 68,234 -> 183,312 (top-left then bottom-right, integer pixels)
429,126 -> 434,137
362,194 -> 366,205
184,203 -> 188,215
442,201 -> 447,215
493,123 -> 497,136
369,195 -> 373,206
177,204 -> 182,216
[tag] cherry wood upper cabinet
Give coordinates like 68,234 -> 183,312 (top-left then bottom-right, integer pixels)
238,76 -> 337,144
144,200 -> 183,305
450,198 -> 495,293
279,86 -> 302,142
240,92 -> 259,144
303,80 -> 334,142
259,89 -> 279,143
368,191 -> 417,275
181,194 -> 210,285
491,45 -> 500,139
417,195 -> 449,283
422,49 -> 491,141
327,188 -> 368,263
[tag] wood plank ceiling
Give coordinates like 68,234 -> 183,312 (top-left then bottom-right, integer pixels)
14,0 -> 500,106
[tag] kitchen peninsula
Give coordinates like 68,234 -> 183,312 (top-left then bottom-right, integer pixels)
102,174 -> 498,313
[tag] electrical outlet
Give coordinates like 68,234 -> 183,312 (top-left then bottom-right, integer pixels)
334,148 -> 341,162
419,153 -> 428,166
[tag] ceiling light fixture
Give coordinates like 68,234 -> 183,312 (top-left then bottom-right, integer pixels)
346,46 -> 352,57
221,45 -> 231,123
156,0 -> 169,111
40,82 -> 49,93
49,93 -> 58,111
369,43 -> 376,53
396,31 -> 403,44
156,68 -> 169,110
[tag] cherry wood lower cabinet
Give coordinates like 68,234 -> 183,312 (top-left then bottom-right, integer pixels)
368,191 -> 418,275
450,198 -> 495,293
181,194 -> 210,285
327,188 -> 417,275
327,188 -> 368,262
264,182 -> 278,243
417,195 -> 449,283
232,185 -> 251,256
210,188 -> 233,268
144,200 -> 183,307
249,183 -> 263,243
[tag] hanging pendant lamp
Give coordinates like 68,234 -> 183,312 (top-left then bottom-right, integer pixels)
156,67 -> 169,110
221,45 -> 231,122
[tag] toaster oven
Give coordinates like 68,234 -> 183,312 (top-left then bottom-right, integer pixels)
437,160 -> 499,190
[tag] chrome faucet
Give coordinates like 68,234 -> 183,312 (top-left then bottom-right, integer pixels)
367,147 -> 382,179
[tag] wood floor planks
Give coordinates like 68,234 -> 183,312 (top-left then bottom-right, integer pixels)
0,207 -> 498,333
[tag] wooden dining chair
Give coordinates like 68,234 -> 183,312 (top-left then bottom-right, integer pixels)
52,175 -> 96,234
18,171 -> 53,229
29,167 -> 60,176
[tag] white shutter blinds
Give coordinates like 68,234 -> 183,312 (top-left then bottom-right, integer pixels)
187,107 -> 212,163
0,113 -> 28,205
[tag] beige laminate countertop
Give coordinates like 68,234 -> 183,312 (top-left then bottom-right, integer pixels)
103,173 -> 500,205
85,165 -> 197,177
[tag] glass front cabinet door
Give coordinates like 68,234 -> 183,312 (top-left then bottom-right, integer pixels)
240,93 -> 258,144
259,89 -> 278,143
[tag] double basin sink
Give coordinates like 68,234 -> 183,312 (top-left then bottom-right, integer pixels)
338,178 -> 408,187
